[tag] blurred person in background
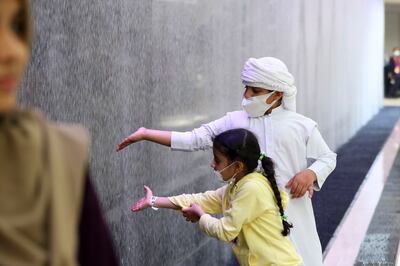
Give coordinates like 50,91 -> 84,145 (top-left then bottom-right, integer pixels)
0,0 -> 119,265
385,47 -> 400,97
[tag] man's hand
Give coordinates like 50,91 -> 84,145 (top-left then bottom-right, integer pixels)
285,169 -> 316,198
117,127 -> 147,151
182,204 -> 205,223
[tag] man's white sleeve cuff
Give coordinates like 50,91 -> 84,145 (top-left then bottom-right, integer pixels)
171,131 -> 193,151
307,164 -> 324,191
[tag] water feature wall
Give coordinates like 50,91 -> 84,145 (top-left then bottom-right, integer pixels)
20,0 -> 384,265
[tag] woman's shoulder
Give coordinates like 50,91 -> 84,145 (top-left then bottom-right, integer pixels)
46,122 -> 90,176
50,122 -> 89,147
30,109 -> 89,147
32,110 -> 90,162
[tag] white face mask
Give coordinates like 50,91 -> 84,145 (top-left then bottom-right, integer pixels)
214,162 -> 238,182
394,50 -> 400,57
241,91 -> 278,117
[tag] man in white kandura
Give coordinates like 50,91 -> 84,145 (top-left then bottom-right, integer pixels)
117,57 -> 337,266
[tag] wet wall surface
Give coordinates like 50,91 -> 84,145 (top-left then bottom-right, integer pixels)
20,1 -> 384,265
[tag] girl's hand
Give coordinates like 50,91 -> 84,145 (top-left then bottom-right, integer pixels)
116,127 -> 147,151
182,203 -> 205,223
131,185 -> 153,212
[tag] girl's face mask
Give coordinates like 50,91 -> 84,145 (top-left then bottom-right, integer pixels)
241,91 -> 278,117
214,161 -> 238,183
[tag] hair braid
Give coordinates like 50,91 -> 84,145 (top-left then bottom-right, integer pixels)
261,156 -> 292,236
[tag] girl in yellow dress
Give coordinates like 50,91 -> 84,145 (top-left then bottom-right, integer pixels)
132,128 -> 302,266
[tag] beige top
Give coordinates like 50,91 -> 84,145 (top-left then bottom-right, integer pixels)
0,110 -> 89,266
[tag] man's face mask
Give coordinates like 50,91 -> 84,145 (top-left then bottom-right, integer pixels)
394,50 -> 400,57
241,91 -> 278,117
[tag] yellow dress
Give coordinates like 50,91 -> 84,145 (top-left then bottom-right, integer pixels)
169,172 -> 302,266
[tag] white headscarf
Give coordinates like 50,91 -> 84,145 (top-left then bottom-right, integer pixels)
241,57 -> 297,112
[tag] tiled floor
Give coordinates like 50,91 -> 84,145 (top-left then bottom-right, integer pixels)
314,107 -> 400,252
354,134 -> 400,265
323,104 -> 400,265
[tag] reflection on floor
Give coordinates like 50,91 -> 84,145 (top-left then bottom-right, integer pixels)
315,103 -> 400,266
313,107 -> 400,252
354,146 -> 400,265
323,118 -> 400,266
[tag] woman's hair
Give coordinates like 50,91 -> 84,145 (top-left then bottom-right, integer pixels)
17,0 -> 32,47
213,128 -> 292,236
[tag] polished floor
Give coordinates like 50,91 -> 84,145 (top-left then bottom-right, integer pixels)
321,100 -> 400,265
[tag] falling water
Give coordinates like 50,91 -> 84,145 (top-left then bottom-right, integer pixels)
18,0 -> 384,265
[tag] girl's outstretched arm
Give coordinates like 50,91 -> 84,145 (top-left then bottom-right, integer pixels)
117,128 -> 171,151
131,185 -> 179,212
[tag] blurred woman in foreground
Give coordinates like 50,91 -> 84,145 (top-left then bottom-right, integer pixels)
0,0 -> 118,265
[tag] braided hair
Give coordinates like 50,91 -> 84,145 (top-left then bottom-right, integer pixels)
259,155 -> 292,236
213,128 -> 292,236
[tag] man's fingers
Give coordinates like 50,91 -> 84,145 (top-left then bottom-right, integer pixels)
116,138 -> 132,151
292,185 -> 301,198
117,141 -> 128,149
292,183 -> 313,198
290,181 -> 299,195
293,183 -> 308,198
285,178 -> 294,188
308,186 -> 314,198
294,185 -> 307,197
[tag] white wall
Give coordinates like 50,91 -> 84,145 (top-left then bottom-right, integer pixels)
256,0 -> 384,150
